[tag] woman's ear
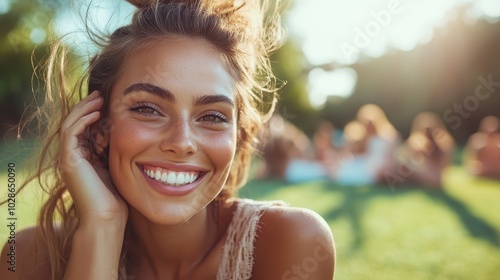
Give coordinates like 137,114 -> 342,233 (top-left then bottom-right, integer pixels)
90,125 -> 110,157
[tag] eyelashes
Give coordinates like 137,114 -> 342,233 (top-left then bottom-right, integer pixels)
129,103 -> 230,124
199,111 -> 229,123
130,102 -> 162,117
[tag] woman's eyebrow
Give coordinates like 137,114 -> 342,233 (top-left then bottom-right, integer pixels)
193,95 -> 235,108
123,83 -> 175,102
123,83 -> 234,107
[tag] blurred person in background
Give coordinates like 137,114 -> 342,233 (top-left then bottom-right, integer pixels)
258,114 -> 334,183
394,112 -> 456,187
464,115 -> 500,180
313,120 -> 337,164
334,104 -> 401,186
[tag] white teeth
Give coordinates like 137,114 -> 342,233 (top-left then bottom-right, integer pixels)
160,172 -> 168,182
176,173 -> 185,185
144,167 -> 200,186
167,172 -> 176,185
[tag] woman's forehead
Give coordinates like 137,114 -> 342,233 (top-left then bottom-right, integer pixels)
113,37 -> 237,100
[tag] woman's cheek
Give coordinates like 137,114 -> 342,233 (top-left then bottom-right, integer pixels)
107,120 -> 158,179
112,120 -> 158,145
203,130 -> 237,167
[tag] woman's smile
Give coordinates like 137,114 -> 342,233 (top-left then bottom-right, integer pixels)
138,162 -> 208,196
143,168 -> 200,186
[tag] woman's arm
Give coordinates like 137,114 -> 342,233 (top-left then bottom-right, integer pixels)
59,90 -> 128,279
252,207 -> 335,280
64,221 -> 126,280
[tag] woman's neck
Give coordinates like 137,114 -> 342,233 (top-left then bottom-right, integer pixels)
126,202 -> 221,278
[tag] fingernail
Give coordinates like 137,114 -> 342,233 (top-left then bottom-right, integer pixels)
90,90 -> 99,97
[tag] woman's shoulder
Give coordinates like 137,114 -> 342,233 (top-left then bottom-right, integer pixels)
230,198 -> 332,240
252,203 -> 335,279
0,226 -> 52,280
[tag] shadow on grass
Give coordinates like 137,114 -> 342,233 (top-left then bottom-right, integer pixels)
321,186 -> 368,252
242,179 -> 500,252
323,183 -> 500,250
320,183 -> 416,253
242,179 -> 419,252
423,189 -> 500,247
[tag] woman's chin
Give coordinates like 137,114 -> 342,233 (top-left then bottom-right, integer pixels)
129,203 -> 207,226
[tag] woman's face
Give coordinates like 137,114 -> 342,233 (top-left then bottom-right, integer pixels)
106,37 -> 237,225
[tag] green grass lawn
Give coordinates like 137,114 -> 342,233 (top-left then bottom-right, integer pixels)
239,167 -> 500,280
1,141 -> 499,279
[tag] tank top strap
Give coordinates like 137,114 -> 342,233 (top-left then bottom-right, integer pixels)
216,198 -> 285,280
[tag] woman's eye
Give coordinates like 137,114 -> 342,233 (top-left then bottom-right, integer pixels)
199,112 -> 228,123
130,104 -> 161,116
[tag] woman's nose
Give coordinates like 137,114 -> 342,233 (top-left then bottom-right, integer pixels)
160,119 -> 197,156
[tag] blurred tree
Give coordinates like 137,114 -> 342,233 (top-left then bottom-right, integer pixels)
0,0 -> 66,138
271,38 -> 320,135
321,7 -> 500,144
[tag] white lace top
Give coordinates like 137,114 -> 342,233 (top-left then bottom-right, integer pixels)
216,198 -> 285,280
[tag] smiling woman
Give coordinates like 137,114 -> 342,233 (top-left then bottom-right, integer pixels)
0,1 -> 334,280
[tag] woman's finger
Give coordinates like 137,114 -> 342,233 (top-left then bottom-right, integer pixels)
61,92 -> 103,131
62,111 -> 101,147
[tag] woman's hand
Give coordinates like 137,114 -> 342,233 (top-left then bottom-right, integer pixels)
59,91 -> 128,228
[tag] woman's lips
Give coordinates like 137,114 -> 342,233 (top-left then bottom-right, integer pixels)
138,163 -> 208,196
143,167 -> 199,186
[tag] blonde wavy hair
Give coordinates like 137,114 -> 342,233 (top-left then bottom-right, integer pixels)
3,0 -> 285,278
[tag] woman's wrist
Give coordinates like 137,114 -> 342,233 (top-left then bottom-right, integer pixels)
76,217 -> 127,240
79,208 -> 128,229
64,221 -> 126,279
74,216 -> 127,258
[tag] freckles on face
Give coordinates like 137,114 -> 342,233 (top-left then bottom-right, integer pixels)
103,37 -> 239,224
110,117 -> 153,161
